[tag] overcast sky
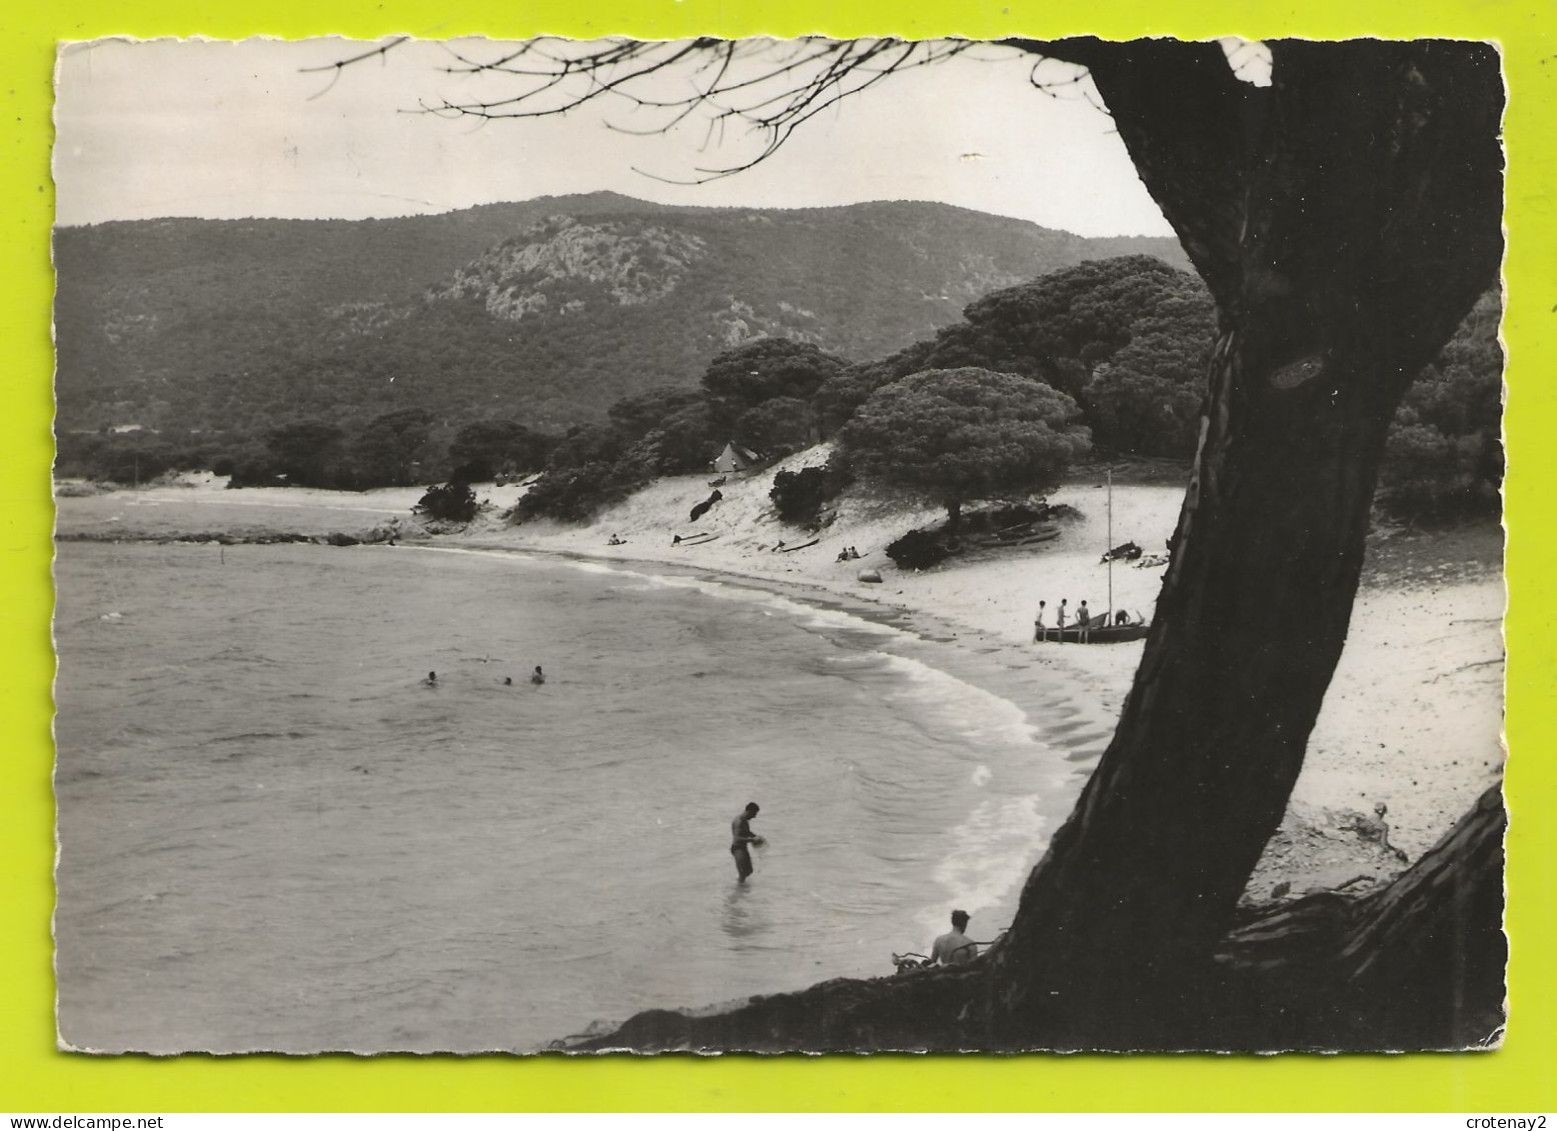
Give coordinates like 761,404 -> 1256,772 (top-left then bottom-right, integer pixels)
53,37 -> 1177,237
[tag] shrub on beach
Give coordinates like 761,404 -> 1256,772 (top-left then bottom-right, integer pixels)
769,456 -> 854,528
884,528 -> 950,571
512,460 -> 652,525
415,479 -> 480,523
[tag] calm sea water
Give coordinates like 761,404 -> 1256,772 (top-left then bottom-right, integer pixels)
53,541 -> 1086,1053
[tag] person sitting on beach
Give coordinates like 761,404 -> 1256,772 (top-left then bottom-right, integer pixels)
1348,802 -> 1411,864
531,666 -> 545,685
1034,600 -> 1049,643
1076,600 -> 1091,642
837,548 -> 851,562
930,910 -> 978,966
607,534 -> 626,546
730,802 -> 764,882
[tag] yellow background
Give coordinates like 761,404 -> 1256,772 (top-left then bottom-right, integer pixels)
4,0 -> 1554,1113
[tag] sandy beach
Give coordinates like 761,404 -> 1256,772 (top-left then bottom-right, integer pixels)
56,459 -> 1505,903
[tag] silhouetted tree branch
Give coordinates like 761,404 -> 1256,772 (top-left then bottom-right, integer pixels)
302,36 -> 410,100
324,37 -> 1018,182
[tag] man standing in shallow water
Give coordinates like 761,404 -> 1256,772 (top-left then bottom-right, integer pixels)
730,802 -> 764,882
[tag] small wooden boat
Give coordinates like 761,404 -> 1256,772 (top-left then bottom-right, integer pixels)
1038,469 -> 1150,645
673,532 -> 720,547
1042,620 -> 1150,645
777,538 -> 819,553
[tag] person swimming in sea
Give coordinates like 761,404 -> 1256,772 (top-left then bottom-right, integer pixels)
531,666 -> 545,685
503,676 -> 513,686
424,671 -> 437,686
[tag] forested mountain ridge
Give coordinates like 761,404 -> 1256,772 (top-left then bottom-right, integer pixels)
53,194 -> 1189,434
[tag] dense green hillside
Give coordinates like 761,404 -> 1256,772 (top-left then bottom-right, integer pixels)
53,194 -> 1189,434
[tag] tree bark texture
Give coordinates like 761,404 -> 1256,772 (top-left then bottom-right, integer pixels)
985,38 -> 1504,1047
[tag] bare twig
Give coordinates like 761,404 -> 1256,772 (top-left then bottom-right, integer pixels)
302,36 -> 410,101
308,35 -> 1064,181
300,36 -> 410,74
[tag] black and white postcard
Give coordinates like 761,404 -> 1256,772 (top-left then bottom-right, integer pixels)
51,36 -> 1506,1054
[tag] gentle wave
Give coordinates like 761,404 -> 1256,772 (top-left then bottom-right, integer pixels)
928,795 -> 1049,930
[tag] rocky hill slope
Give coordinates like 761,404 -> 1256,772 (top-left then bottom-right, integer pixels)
54,194 -> 1188,434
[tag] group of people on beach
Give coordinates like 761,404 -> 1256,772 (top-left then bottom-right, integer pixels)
1033,598 -> 1094,642
424,666 -> 545,687
1033,599 -> 1139,642
730,802 -> 990,968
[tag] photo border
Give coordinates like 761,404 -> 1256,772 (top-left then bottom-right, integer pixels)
4,0 -> 1554,1112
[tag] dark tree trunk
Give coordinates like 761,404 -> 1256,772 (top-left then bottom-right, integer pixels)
984,38 -> 1505,1047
